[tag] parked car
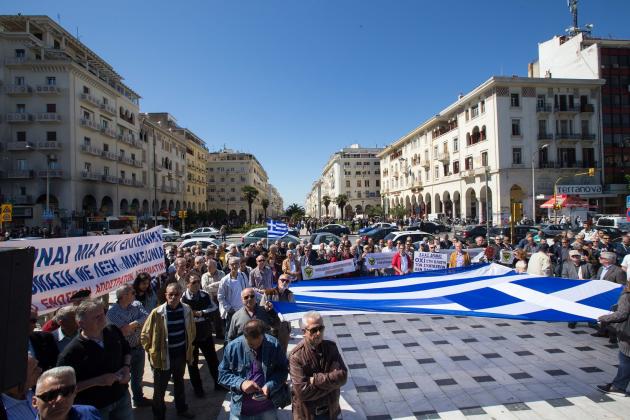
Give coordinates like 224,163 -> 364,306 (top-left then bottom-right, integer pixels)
241,228 -> 301,246
597,216 -> 630,233
162,227 -> 180,241
537,223 -> 574,237
181,227 -> 219,240
315,224 -> 351,236
454,225 -> 487,245
288,228 -> 300,237
358,222 -> 396,235
309,232 -> 342,246
488,226 -> 536,244
407,221 -> 449,234
384,231 -> 435,245
361,226 -> 398,243
178,238 -> 222,249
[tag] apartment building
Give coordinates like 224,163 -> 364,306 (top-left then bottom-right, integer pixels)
0,15 -> 146,228
306,144 -> 383,219
378,76 -> 604,224
269,185 -> 284,218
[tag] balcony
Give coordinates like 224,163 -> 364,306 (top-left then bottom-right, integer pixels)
118,155 -> 136,166
102,151 -> 119,161
6,141 -> 34,151
537,132 -> 553,141
555,132 -> 581,141
152,163 -> 162,172
536,103 -> 552,113
581,133 -> 596,140
100,103 -> 116,116
118,133 -> 135,146
460,169 -> 475,179
7,170 -> 34,179
79,93 -> 101,107
6,113 -> 32,123
411,180 -> 423,192
80,171 -> 102,181
80,144 -> 102,156
35,113 -> 62,122
474,166 -> 490,177
36,85 -> 60,94
13,195 -> 33,205
554,105 -> 580,113
37,141 -> 61,150
539,160 -> 598,169
437,151 -> 450,163
161,185 -> 178,193
5,84 -> 32,95
103,175 -> 118,184
37,169 -> 64,178
132,139 -> 144,149
580,104 -> 595,113
133,179 -> 145,188
79,118 -> 101,131
132,159 -> 143,168
119,178 -> 133,186
101,126 -> 118,139
420,159 -> 430,169
175,169 -> 184,177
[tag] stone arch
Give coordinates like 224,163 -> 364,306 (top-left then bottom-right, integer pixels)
130,199 -> 140,215
238,209 -> 246,223
82,195 -> 97,215
160,200 -> 167,211
405,196 -> 412,212
355,204 -> 363,214
183,201 -> 188,210
142,199 -> 149,215
365,204 -> 373,214
465,188 -> 477,219
344,204 -> 354,219
452,191 -> 461,218
510,185 -> 525,221
442,191 -> 452,218
192,202 -> 197,212
168,200 -> 174,211
36,194 -> 59,208
424,193 -> 432,214
434,193 -> 442,213
100,196 -> 114,216
120,199 -> 129,215
480,185 -> 493,224
175,201 -> 181,211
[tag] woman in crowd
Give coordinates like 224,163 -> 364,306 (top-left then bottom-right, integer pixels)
133,272 -> 159,313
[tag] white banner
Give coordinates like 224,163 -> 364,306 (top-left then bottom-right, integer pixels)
302,259 -> 356,280
499,250 -> 515,265
413,251 -> 448,272
0,227 -> 165,314
364,252 -> 394,270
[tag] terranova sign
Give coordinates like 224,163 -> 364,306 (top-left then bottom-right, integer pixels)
556,185 -> 602,195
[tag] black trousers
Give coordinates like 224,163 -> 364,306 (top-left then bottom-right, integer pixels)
188,336 -> 220,391
152,353 -> 187,419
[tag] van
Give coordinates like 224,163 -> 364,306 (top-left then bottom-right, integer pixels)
597,216 -> 630,233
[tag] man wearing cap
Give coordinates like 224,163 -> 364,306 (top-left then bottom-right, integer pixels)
594,252 -> 626,284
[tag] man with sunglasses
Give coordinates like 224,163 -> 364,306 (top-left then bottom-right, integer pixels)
290,311 -> 347,420
250,255 -> 275,292
32,366 -> 100,420
227,288 -> 280,342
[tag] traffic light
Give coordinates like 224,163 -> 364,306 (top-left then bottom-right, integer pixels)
554,203 -> 562,211
587,168 -> 595,176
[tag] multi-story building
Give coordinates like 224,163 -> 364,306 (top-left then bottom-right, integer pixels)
0,15 -> 147,228
268,185 -> 284,218
378,76 -> 604,224
206,148 -> 271,223
531,32 -> 630,213
139,114 -> 187,218
306,144 -> 383,219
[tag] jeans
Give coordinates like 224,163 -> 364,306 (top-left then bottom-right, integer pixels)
98,391 -> 133,420
224,311 -> 235,345
129,346 -> 146,402
188,336 -> 220,391
152,353 -> 188,419
612,351 -> 630,391
230,408 -> 278,420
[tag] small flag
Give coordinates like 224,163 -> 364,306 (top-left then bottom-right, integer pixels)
267,219 -> 288,239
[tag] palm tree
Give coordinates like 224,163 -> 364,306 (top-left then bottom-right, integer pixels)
322,195 -> 331,217
285,203 -> 305,223
335,194 -> 348,220
261,198 -> 270,220
241,186 -> 259,225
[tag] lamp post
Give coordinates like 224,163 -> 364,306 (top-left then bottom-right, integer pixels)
531,144 -> 548,223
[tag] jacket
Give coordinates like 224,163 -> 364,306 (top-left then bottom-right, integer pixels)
218,334 -> 288,417
140,302 -> 196,370
289,339 -> 348,420
227,305 -> 281,341
561,262 -> 595,280
391,253 -> 412,275
217,272 -> 249,318
448,251 -> 471,268
181,289 -> 216,344
594,265 -> 626,284
599,290 -> 630,357
282,258 -> 302,281
526,252 -> 552,276
29,331 -> 59,371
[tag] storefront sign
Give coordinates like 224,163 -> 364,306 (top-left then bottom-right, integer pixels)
556,185 -> 602,195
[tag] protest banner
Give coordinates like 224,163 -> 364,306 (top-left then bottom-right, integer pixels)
413,251 -> 448,272
364,252 -> 394,270
302,259 -> 356,280
0,227 -> 164,315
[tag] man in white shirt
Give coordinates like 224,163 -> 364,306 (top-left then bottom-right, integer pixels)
579,221 -> 597,243
527,243 -> 552,276
622,253 -> 630,282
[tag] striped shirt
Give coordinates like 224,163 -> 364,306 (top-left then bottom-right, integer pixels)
106,301 -> 148,348
1,390 -> 37,420
166,304 -> 186,358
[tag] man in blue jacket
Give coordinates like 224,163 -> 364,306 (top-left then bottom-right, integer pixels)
218,319 -> 288,419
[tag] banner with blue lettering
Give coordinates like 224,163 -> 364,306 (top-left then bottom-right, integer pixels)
0,227 -> 164,314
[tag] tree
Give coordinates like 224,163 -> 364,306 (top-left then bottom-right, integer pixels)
241,186 -> 259,225
335,194 -> 348,220
261,198 -> 270,220
285,203 -> 305,222
390,204 -> 406,220
322,195 -> 331,217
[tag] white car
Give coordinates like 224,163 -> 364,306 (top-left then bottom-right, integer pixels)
162,227 -> 180,241
181,227 -> 219,240
178,238 -> 223,249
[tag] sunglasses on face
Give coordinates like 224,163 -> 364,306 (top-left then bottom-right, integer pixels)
243,295 -> 256,300
305,325 -> 325,334
189,280 -> 200,285
36,384 -> 76,403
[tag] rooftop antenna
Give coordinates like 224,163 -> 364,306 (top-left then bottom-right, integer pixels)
56,13 -> 61,24
76,26 -> 80,41
566,0 -> 593,37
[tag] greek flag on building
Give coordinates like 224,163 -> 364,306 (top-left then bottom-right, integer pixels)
273,264 -> 622,322
267,219 -> 288,239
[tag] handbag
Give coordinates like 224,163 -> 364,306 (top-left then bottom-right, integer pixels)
270,381 -> 292,409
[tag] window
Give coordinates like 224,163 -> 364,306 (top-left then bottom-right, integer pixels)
376,179 -> 380,187
434,166 -> 439,179
17,159 -> 27,170
84,162 -> 91,172
538,119 -> 547,135
364,180 -> 369,187
465,157 -> 473,170
471,105 -> 479,118
558,148 -> 577,167
583,147 -> 595,166
357,191 -> 362,198
346,180 -> 350,187
120,149 -> 125,156
16,104 -> 26,113
15,76 -> 25,86
82,110 -> 90,120
15,49 -> 25,58
511,119 -> 521,136
481,151 -> 488,167
480,100 -> 485,113
465,109 -> 469,121
453,161 -> 460,174
46,104 -> 56,113
453,137 -> 459,152
356,180 -> 361,187
512,148 -> 522,164
120,170 -> 125,179
46,77 -> 56,86
16,131 -> 26,142
132,173 -> 136,182
46,132 -> 56,141
83,86 -> 90,94
581,120 -> 590,135
510,93 -> 520,107
103,144 -> 109,152
131,153 -> 136,161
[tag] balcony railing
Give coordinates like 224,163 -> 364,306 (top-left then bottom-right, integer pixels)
7,170 -> 34,178
119,178 -> 133,186
6,141 -> 34,151
37,141 -> 61,150
6,113 -> 32,123
101,126 -> 118,139
5,84 -> 32,95
37,169 -> 63,178
79,118 -> 101,131
102,151 -> 119,161
555,132 -> 581,140
103,175 -> 119,184
118,155 -> 135,166
79,93 -> 101,107
536,103 -> 552,113
35,113 -> 62,122
13,195 -> 33,205
539,161 -> 598,169
133,179 -> 145,188
537,133 -> 553,141
554,105 -> 580,113
80,171 -> 102,181
460,169 -> 475,178
161,185 -> 178,193
36,85 -> 60,94
581,133 -> 596,140
437,151 -> 450,163
80,144 -> 102,156
100,103 -> 116,116
420,159 -> 430,168
580,104 -> 595,113
118,133 -> 135,146
175,169 -> 184,177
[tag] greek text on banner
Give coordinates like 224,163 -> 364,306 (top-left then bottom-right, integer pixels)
302,259 -> 356,280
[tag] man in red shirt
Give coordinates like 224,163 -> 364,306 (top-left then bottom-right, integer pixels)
392,244 -> 412,275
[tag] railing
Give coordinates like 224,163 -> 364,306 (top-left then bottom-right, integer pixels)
80,93 -> 101,107
437,151 -> 450,162
101,126 -> 118,138
100,103 -> 116,116
80,171 -> 102,181
420,159 -> 430,168
555,132 -> 581,140
5,84 -> 32,95
36,113 -> 62,122
537,133 -> 553,140
536,103 -> 552,112
539,160 -> 598,169
79,118 -> 101,131
36,85 -> 60,94
7,170 -> 34,178
103,175 -> 119,183
37,169 -> 63,178
554,105 -> 580,113
102,151 -> 119,161
37,141 -> 61,150
161,185 -> 178,193
119,178 -> 133,186
580,104 -> 595,113
460,169 -> 475,178
80,144 -> 102,156
6,113 -> 32,122
133,179 -> 145,188
118,133 -> 135,146
13,195 -> 33,204
581,133 -> 596,140
6,142 -> 34,151
132,159 -> 143,168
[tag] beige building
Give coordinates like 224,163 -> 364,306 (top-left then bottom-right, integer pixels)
0,15 -> 146,228
269,185 -> 284,218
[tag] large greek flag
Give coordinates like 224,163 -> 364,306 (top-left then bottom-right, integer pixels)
274,264 -> 622,322
267,219 -> 288,239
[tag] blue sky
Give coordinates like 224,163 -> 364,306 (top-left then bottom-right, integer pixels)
5,1 -> 630,206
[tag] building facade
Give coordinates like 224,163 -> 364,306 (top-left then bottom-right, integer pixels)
0,15 -> 147,229
378,76 -> 604,225
306,144 -> 383,219
532,32 -> 630,213
269,185 -> 284,218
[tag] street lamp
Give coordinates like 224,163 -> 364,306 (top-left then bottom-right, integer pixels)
531,144 -> 548,223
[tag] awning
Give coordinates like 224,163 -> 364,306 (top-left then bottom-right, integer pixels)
540,194 -> 595,209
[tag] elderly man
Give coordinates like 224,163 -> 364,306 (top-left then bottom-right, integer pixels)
218,257 -> 249,343
616,234 -> 630,264
562,249 -> 596,329
201,258 -> 226,340
282,249 -> 302,282
527,243 -> 552,276
1,355 -> 41,420
52,307 -> 78,353
106,284 -> 150,408
57,300 -> 133,419
595,251 -> 626,284
141,283 -> 196,419
32,366 -> 100,420
448,241 -> 471,268
227,288 -> 280,341
193,256 -> 207,275
250,254 -> 275,292
392,244 -> 412,275
170,257 -> 189,290
290,311 -> 348,420
219,319 -> 288,419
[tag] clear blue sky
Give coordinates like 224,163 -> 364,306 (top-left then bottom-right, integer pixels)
5,1 -> 630,206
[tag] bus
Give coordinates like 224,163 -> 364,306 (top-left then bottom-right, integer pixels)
86,216 -> 138,235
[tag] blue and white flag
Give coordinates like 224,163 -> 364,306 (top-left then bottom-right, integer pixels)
267,219 -> 288,239
273,264 -> 622,322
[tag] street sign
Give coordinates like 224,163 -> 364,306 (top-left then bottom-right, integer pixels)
626,195 -> 630,208
1,204 -> 12,222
